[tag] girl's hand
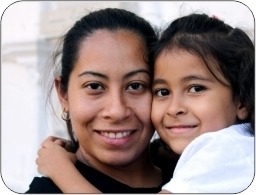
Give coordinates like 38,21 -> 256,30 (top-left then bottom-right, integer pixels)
40,136 -> 73,152
36,136 -> 77,179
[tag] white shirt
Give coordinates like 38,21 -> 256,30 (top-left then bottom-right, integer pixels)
162,124 -> 254,193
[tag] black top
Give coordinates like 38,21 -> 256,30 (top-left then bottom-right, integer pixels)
26,139 -> 179,193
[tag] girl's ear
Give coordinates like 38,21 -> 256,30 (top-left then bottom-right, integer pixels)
236,101 -> 248,121
55,77 -> 69,112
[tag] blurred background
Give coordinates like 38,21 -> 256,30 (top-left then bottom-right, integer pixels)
1,1 -> 254,194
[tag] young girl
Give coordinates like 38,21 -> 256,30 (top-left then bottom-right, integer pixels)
36,13 -> 254,193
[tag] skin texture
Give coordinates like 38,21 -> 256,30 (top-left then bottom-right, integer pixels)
151,48 -> 247,154
55,29 -> 161,187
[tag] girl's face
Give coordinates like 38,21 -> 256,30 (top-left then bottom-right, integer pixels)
56,30 -> 154,167
151,49 -> 247,154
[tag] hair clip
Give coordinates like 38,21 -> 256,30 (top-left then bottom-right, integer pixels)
212,15 -> 219,19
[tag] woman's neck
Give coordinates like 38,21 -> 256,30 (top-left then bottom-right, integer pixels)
76,147 -> 162,188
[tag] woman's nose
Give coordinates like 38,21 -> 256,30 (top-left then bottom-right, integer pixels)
101,91 -> 132,123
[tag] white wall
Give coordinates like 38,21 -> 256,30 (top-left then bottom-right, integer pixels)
2,62 -> 42,192
1,1 -> 255,194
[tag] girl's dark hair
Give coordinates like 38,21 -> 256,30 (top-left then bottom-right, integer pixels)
47,8 -> 157,151
153,13 -> 254,136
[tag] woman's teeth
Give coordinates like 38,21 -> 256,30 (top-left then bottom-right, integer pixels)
100,131 -> 131,139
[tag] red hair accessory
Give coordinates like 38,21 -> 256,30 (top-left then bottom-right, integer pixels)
212,15 -> 219,19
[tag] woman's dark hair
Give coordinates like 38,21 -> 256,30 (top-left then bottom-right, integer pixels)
46,8 -> 158,151
153,13 -> 254,136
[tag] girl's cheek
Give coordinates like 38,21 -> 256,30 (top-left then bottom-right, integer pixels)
151,105 -> 159,127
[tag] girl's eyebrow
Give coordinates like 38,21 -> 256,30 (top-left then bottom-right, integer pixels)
152,75 -> 213,87
181,75 -> 213,83
152,78 -> 166,87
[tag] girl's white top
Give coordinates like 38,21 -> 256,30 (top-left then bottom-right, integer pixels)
162,123 -> 254,193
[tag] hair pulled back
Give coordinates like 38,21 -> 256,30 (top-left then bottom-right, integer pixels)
47,8 -> 157,151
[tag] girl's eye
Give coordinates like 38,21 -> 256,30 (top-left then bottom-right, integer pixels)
86,83 -> 104,90
127,83 -> 144,90
155,89 -> 170,96
188,85 -> 206,93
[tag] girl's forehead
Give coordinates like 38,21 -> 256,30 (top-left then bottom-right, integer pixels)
154,48 -> 230,86
155,49 -> 204,71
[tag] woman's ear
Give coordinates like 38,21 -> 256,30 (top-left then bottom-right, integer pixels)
55,77 -> 68,112
236,101 -> 249,121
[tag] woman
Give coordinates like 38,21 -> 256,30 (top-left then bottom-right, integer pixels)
26,8 -> 178,193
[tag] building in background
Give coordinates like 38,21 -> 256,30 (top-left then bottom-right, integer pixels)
1,1 -> 254,193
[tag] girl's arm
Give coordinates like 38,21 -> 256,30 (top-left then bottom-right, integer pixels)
37,136 -> 101,193
37,136 -> 172,193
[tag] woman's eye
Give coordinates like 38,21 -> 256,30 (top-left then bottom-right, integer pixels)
127,83 -> 144,90
188,85 -> 205,93
155,89 -> 170,96
86,83 -> 104,90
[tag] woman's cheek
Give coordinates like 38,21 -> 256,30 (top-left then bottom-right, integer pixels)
69,99 -> 98,124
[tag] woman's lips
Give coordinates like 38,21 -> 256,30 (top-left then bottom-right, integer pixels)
95,130 -> 137,147
99,131 -> 132,139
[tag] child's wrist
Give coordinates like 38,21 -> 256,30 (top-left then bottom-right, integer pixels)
50,159 -> 74,180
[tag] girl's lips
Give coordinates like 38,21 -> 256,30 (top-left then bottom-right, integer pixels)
166,125 -> 198,133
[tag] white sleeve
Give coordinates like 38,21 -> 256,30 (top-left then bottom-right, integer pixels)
162,131 -> 254,193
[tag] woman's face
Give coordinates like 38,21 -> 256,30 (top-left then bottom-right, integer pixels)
57,30 -> 154,166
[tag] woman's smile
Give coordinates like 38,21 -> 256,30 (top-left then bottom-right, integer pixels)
96,129 -> 138,147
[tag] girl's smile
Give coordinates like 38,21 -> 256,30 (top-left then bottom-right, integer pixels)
151,48 -> 245,154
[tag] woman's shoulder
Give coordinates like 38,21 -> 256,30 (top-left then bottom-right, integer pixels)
25,176 -> 61,193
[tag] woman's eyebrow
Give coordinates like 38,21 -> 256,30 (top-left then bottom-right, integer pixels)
78,71 -> 108,80
78,69 -> 149,80
124,69 -> 150,79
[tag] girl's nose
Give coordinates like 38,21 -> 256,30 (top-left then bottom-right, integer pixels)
166,95 -> 187,117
